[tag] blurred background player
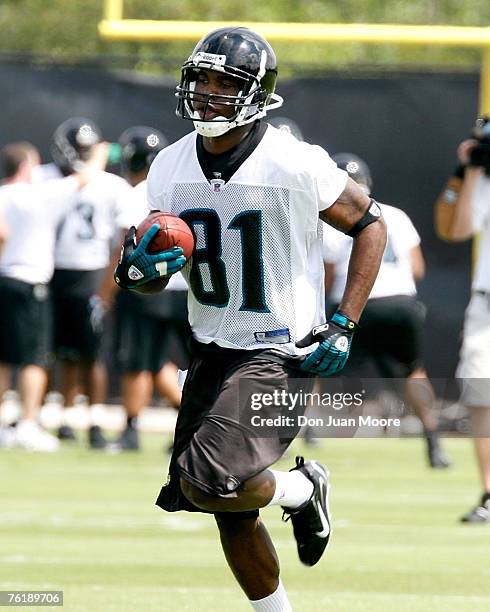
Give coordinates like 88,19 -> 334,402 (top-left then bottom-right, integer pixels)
435,117 -> 490,521
0,140 -> 108,450
45,117 -> 131,448
109,125 -> 191,451
324,152 -> 450,468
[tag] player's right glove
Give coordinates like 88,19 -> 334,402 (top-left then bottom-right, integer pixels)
296,311 -> 358,377
114,224 -> 186,290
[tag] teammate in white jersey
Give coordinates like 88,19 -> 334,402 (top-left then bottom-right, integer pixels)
435,117 -> 490,522
47,118 -> 132,448
109,126 -> 191,452
0,140 -> 108,451
115,27 -> 387,611
324,153 -> 450,468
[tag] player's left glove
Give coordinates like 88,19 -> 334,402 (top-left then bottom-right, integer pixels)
296,311 -> 358,377
114,224 -> 186,290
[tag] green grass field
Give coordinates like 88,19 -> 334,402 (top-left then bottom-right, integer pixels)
1,435 -> 490,612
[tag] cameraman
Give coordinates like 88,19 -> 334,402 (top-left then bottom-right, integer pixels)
435,116 -> 490,523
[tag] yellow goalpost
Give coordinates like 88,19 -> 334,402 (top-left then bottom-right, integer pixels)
98,0 -> 490,113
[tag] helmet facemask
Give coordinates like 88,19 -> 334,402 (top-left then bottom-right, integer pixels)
176,50 -> 283,137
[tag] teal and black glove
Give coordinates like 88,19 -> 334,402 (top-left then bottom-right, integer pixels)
114,224 -> 186,290
296,311 -> 358,377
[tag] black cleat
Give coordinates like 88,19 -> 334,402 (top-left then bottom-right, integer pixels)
460,496 -> 490,523
107,426 -> 140,452
426,435 -> 451,469
57,424 -> 77,441
282,456 -> 332,566
88,425 -> 107,449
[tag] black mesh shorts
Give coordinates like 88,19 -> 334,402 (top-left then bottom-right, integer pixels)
0,276 -> 52,367
156,340 -> 313,514
51,269 -> 105,362
115,291 -> 191,372
341,294 -> 427,378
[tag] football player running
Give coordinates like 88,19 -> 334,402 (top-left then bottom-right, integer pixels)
45,118 -> 132,448
115,27 -> 386,611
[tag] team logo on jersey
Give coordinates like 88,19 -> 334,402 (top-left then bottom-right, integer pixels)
210,178 -> 225,192
128,265 -> 144,281
254,328 -> 291,344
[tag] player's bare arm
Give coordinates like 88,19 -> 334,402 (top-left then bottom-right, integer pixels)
410,244 -> 426,282
435,139 -> 480,242
320,177 -> 387,322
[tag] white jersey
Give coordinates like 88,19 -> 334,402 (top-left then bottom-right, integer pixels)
0,177 -> 79,284
324,203 -> 420,303
118,179 -> 188,291
53,170 -> 131,270
470,174 -> 490,293
147,124 -> 347,354
32,162 -> 63,183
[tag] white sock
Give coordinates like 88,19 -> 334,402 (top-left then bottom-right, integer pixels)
267,470 -> 314,509
250,580 -> 293,612
89,403 -> 105,426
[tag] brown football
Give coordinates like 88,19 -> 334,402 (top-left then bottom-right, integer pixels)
135,211 -> 194,258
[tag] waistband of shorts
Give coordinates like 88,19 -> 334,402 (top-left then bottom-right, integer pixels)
189,337 -> 301,367
190,337 -> 260,359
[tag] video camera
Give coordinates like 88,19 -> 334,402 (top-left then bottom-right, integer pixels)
469,116 -> 490,175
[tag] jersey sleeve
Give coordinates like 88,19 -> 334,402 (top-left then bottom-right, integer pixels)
397,209 -> 421,250
114,189 -> 136,230
38,177 -> 79,223
147,151 -> 169,212
112,178 -> 134,230
472,176 -> 490,233
305,145 -> 348,212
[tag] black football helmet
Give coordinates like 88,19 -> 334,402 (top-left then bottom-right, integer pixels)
268,116 -> 304,141
118,126 -> 167,175
332,152 -> 373,195
176,27 -> 283,137
51,117 -> 102,173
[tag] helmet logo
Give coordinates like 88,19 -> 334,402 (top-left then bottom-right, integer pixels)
77,124 -> 99,147
146,134 -> 160,147
345,161 -> 360,175
193,52 -> 226,66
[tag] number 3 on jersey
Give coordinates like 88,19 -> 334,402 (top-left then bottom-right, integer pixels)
180,209 -> 269,312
